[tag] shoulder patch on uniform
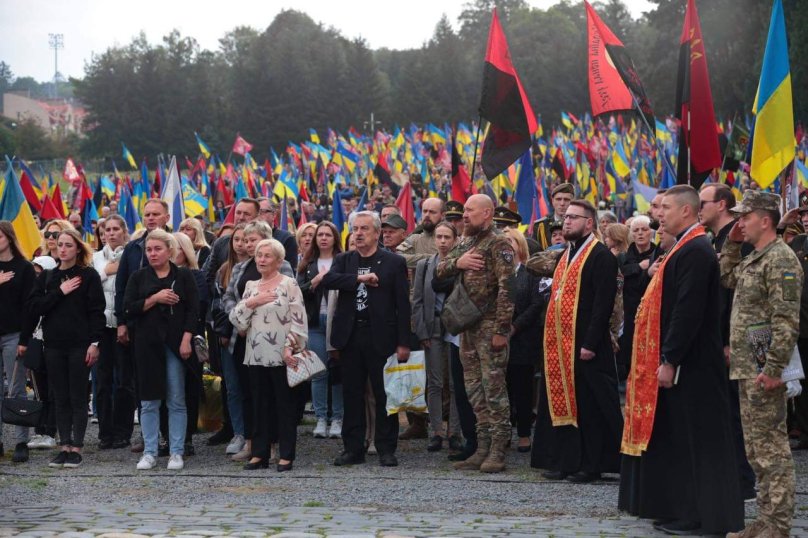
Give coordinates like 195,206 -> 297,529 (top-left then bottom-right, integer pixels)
501,248 -> 514,265
783,271 -> 799,301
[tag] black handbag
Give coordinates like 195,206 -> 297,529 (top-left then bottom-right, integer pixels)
1,362 -> 43,428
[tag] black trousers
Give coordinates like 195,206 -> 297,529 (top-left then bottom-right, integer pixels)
249,365 -> 294,461
450,343 -> 477,449
234,336 -> 253,439
31,369 -> 57,437
45,347 -> 90,448
506,363 -> 535,438
97,327 -> 136,443
341,322 -> 399,456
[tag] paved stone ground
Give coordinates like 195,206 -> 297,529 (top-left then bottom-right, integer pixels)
2,421 -> 808,537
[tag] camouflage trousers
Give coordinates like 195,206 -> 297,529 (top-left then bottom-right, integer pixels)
460,319 -> 510,444
739,379 -> 795,535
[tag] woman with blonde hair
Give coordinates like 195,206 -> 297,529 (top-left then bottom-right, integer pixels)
40,219 -> 75,259
173,232 -> 200,270
29,228 -> 105,468
178,218 -> 210,266
604,223 -> 630,258
123,229 -> 199,471
295,223 -> 317,270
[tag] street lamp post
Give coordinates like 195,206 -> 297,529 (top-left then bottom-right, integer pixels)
48,33 -> 64,99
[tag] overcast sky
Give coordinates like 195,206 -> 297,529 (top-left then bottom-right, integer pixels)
0,0 -> 654,83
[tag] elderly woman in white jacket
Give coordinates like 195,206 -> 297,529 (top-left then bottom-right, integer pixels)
90,215 -> 136,449
230,238 -> 308,472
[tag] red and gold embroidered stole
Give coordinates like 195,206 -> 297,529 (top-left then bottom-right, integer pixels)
543,236 -> 599,427
620,225 -> 705,456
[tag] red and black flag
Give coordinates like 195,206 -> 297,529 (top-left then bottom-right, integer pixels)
478,9 -> 537,180
585,1 -> 654,127
675,0 -> 721,188
451,137 -> 474,204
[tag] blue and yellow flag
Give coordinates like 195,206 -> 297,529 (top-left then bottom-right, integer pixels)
0,157 -> 41,258
181,178 -> 207,218
195,132 -> 211,159
750,0 -> 794,188
122,142 -> 137,169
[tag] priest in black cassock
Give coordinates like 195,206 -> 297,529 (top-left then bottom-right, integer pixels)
538,200 -> 623,483
618,185 -> 743,536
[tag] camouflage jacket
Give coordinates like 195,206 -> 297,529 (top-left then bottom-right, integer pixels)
720,238 -> 803,380
436,226 -> 515,336
397,229 -> 438,270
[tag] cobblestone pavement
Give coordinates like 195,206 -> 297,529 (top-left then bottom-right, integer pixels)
2,421 -> 807,537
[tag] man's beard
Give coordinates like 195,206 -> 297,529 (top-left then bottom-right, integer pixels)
562,228 -> 583,242
649,218 -> 660,231
464,222 -> 482,236
421,219 -> 436,233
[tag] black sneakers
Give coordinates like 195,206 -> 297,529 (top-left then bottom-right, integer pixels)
49,450 -> 70,468
63,452 -> 82,468
12,443 -> 29,463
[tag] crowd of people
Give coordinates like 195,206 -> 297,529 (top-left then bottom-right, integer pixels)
1,178 -> 807,537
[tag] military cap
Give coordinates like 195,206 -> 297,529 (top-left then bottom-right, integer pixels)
551,182 -> 575,197
445,200 -> 464,219
381,214 -> 408,230
494,206 -> 522,226
730,190 -> 780,215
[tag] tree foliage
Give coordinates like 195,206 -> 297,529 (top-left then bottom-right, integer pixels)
43,1 -> 806,159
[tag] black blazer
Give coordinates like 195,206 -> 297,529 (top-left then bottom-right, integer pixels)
273,228 -> 298,272
298,258 -> 328,328
509,265 -> 545,366
322,248 -> 411,357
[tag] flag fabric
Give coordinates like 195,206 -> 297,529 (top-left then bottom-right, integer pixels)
51,184 -> 67,218
331,186 -> 348,246
122,143 -> 137,169
612,141 -> 631,178
586,1 -> 635,119
585,1 -> 654,126
395,181 -> 416,234
725,121 -> 751,165
232,134 -> 254,157
478,8 -> 538,180
675,0 -> 722,188
0,157 -> 41,258
515,150 -> 538,227
195,132 -> 211,158
39,192 -> 62,221
161,156 -> 185,231
78,180 -> 99,241
64,158 -> 81,184
795,158 -> 808,189
309,129 -> 320,145
181,178 -> 207,218
750,0 -> 795,189
17,163 -> 43,213
451,137 -> 473,203
118,183 -> 142,233
631,178 -> 658,214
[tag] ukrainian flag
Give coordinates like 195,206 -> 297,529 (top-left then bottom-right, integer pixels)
611,141 -> 631,178
181,178 -> 207,218
309,129 -> 320,145
122,142 -> 137,169
331,186 -> 348,246
0,157 -> 40,258
335,143 -> 359,174
796,159 -> 808,189
750,0 -> 794,189
195,132 -> 211,159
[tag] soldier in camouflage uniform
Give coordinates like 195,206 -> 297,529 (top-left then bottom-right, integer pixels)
530,182 -> 574,250
436,194 -> 515,473
720,190 -> 803,538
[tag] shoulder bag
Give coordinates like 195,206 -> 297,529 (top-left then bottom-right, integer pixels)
1,362 -> 43,428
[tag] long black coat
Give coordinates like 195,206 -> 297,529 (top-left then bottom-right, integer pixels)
123,262 -> 199,401
509,264 -> 544,366
618,233 -> 743,534
322,248 -> 411,358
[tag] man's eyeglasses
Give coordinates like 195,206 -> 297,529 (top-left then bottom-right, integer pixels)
700,200 -> 718,208
259,208 -> 276,215
562,214 -> 588,221
43,231 -> 59,239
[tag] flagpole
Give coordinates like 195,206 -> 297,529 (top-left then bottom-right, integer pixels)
626,90 -> 677,183
470,115 -> 483,185
720,112 -> 738,174
687,110 -> 692,185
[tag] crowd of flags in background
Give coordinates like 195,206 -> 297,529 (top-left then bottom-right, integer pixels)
0,0 -> 805,260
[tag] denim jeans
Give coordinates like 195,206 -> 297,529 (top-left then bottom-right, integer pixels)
141,347 -> 186,456
219,345 -> 245,436
308,314 -> 343,421
1,333 -> 30,445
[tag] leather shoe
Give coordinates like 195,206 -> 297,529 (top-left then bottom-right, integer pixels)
566,471 -> 601,483
112,439 -> 130,449
333,451 -> 365,466
276,461 -> 293,472
541,470 -> 569,480
207,427 -> 234,446
651,519 -> 674,531
657,520 -> 702,535
427,436 -> 443,452
517,444 -> 531,453
243,459 -> 269,470
379,453 -> 398,467
448,435 -> 464,451
98,439 -> 114,450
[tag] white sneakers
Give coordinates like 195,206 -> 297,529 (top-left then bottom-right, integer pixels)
329,420 -> 342,438
28,435 -> 57,449
136,454 -> 156,470
313,419 -> 327,438
167,454 -> 184,470
225,435 -> 245,455
137,454 -> 184,470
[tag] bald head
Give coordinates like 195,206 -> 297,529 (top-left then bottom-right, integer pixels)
464,195 -> 495,236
